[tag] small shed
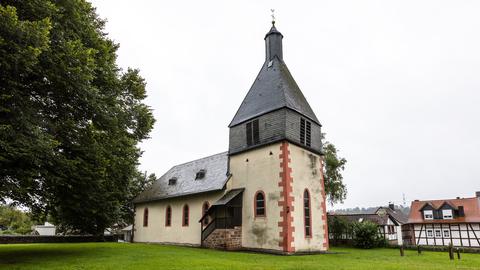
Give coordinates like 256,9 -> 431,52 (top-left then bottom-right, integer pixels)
120,225 -> 133,242
32,222 -> 56,236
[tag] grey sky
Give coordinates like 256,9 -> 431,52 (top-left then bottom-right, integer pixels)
90,0 -> 480,209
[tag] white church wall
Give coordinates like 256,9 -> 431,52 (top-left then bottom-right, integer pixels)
134,191 -> 224,245
229,143 -> 283,251
289,144 -> 328,252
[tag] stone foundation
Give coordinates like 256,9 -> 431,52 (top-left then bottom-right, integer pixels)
203,226 -> 242,250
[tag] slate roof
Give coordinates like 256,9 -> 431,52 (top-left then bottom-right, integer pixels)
133,152 -> 229,203
407,197 -> 480,224
328,206 -> 408,226
376,207 -> 408,224
212,188 -> 244,207
228,26 -> 320,127
329,213 -> 391,226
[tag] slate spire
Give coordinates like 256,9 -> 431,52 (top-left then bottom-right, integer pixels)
229,23 -> 320,127
265,22 -> 283,61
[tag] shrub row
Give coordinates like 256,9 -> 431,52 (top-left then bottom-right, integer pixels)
0,235 -> 118,244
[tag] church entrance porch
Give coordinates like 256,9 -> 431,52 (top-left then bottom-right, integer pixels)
200,188 -> 243,250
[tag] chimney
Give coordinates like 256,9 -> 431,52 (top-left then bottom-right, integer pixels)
388,203 -> 395,210
476,191 -> 480,198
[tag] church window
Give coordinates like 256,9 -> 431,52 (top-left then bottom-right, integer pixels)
202,202 -> 210,226
195,170 -> 206,180
300,118 -> 311,147
254,191 -> 266,217
168,177 -> 177,185
143,208 -> 149,227
165,206 -> 172,227
183,204 -> 189,226
304,189 -> 312,238
246,119 -> 260,146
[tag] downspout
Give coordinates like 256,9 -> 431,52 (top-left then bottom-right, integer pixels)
131,204 -> 136,242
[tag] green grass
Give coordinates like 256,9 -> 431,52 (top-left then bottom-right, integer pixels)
0,243 -> 479,270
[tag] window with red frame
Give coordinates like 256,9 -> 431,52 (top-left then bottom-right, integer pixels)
143,208 -> 149,227
202,202 -> 210,226
183,205 -> 189,226
255,191 -> 266,217
304,189 -> 312,238
165,206 -> 172,227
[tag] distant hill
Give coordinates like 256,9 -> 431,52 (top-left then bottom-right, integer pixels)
333,205 -> 410,216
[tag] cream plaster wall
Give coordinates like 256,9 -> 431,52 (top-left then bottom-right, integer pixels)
229,143 -> 283,251
289,143 -> 328,251
134,191 -> 224,245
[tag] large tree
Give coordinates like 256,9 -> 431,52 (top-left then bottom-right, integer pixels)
322,136 -> 348,205
0,0 -> 155,235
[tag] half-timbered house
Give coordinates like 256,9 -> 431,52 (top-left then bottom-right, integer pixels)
328,204 -> 407,246
403,192 -> 480,247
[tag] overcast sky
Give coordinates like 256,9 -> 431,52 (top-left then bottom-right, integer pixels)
90,0 -> 480,209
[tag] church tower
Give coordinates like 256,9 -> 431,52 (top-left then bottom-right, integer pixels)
228,22 -> 329,253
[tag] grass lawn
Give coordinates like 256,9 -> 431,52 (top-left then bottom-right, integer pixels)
1,243 -> 479,270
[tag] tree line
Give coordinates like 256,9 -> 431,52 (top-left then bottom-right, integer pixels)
0,0 -> 348,235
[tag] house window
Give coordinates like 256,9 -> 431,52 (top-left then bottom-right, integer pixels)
304,189 -> 312,238
182,205 -> 189,226
443,209 -> 453,219
426,229 -> 433,237
300,118 -> 312,147
443,230 -> 450,238
195,170 -> 206,180
168,177 -> 177,185
435,230 -> 441,237
165,206 -> 172,227
423,210 -> 433,220
388,225 -> 395,234
143,208 -> 149,227
202,202 -> 210,226
246,119 -> 260,146
254,191 -> 266,217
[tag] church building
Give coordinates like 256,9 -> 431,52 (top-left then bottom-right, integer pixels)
133,22 -> 329,254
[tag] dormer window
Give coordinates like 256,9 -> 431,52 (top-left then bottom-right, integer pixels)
246,119 -> 260,146
423,210 -> 433,220
168,177 -> 177,185
300,118 -> 311,147
443,209 -> 453,219
195,170 -> 206,180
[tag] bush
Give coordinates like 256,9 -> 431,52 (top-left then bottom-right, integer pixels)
352,221 -> 385,249
328,215 -> 352,244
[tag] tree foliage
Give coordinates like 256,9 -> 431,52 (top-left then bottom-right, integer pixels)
322,135 -> 348,205
0,0 -> 155,235
0,205 -> 33,235
327,215 -> 351,245
352,221 -> 386,249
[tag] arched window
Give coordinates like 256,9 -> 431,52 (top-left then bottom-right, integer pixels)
254,191 -> 266,217
304,189 -> 312,238
165,206 -> 172,227
143,208 -> 149,227
202,202 -> 210,226
183,204 -> 189,226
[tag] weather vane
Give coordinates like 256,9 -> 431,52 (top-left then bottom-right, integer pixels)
271,9 -> 276,25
